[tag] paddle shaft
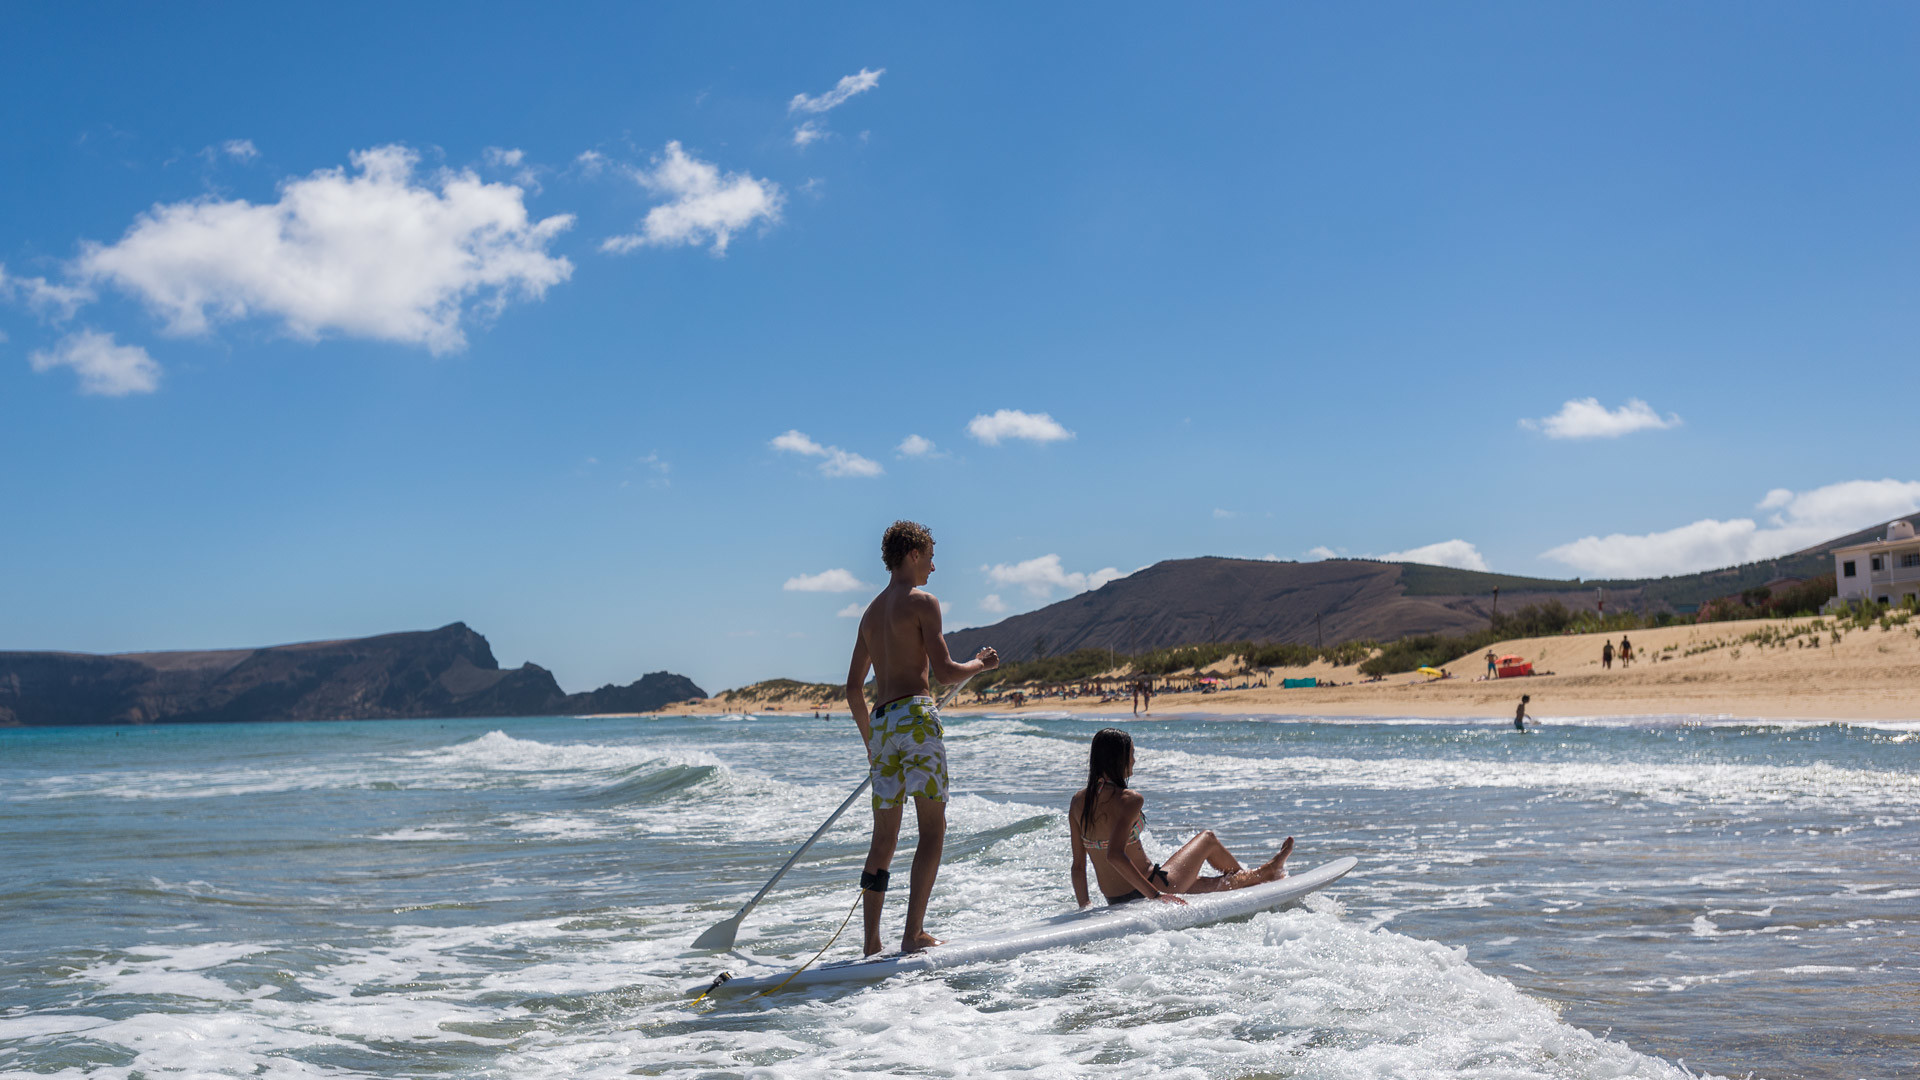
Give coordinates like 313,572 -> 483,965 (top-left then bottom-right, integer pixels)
698,673 -> 977,945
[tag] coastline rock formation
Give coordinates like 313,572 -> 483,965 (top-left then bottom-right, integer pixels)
0,623 -> 704,727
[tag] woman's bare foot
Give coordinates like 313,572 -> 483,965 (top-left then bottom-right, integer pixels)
901,930 -> 944,953
1226,837 -> 1294,888
1257,836 -> 1295,881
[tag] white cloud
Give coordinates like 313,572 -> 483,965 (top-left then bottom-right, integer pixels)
484,147 -> 524,168
0,264 -> 94,321
769,429 -> 883,478
789,68 -> 885,114
985,554 -> 1124,598
1520,397 -> 1681,440
785,568 -> 870,593
792,121 -> 826,148
1541,479 -> 1920,577
980,593 -> 1008,613
221,139 -> 258,162
897,434 -> 938,457
77,145 -> 572,355
837,602 -> 865,618
574,150 -> 607,176
601,141 -> 782,256
770,429 -> 827,456
966,409 -> 1074,446
1306,546 -> 1339,560
1379,539 -> 1489,572
1213,508 -> 1238,519
30,329 -> 160,396
638,452 -> 671,488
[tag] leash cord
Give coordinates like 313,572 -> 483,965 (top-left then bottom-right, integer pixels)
753,889 -> 865,998
690,888 -> 866,1005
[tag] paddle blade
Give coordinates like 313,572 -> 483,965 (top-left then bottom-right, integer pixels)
692,913 -> 743,951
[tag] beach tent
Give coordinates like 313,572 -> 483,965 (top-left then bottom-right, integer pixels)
1495,654 -> 1534,678
1282,677 -> 1316,689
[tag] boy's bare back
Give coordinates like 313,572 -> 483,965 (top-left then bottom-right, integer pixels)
859,583 -> 946,706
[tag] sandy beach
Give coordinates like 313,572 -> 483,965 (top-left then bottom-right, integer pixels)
683,615 -> 1920,722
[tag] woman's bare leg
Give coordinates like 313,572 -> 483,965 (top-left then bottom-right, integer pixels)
1157,830 -> 1242,892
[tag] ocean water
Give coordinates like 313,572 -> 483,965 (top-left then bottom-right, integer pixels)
2,712 -> 1916,1080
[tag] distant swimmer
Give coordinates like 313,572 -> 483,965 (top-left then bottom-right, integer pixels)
846,520 -> 999,956
1068,727 -> 1293,908
1514,694 -> 1534,731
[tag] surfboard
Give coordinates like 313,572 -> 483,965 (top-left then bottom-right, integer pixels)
695,856 -> 1356,996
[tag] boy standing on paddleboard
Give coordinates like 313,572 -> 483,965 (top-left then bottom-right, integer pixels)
846,520 -> 999,955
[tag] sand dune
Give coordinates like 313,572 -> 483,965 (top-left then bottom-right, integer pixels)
1084,616 -> 1920,722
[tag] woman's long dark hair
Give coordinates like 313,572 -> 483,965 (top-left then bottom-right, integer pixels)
1079,728 -> 1134,841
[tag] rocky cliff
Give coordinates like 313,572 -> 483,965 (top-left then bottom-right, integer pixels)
0,623 -> 705,727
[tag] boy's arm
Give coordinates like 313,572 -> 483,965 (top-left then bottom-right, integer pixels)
847,634 -> 874,758
917,592 -> 998,684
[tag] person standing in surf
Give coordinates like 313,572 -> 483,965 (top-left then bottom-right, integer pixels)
847,520 -> 999,956
1068,727 -> 1293,907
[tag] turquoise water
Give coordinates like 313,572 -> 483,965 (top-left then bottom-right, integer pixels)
2,712 -> 1916,1078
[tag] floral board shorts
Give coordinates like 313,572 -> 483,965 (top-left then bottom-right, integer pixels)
867,695 -> 948,809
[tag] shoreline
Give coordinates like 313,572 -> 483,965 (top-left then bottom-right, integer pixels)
666,615 -> 1920,724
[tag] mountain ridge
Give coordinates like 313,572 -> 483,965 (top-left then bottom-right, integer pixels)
0,623 -> 705,727
946,519 -> 1888,661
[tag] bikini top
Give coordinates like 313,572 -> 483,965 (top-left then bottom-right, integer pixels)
1082,810 -> 1145,851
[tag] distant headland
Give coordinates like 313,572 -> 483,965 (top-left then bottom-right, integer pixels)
0,623 -> 705,727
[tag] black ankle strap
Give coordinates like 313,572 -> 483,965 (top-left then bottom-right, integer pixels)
859,868 -> 890,893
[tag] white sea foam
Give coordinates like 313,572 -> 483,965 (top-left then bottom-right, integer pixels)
953,731 -> 1920,812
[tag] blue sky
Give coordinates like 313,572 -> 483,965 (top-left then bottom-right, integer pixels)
5,4 -> 1919,693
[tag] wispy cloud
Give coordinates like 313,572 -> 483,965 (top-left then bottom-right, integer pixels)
1520,397 -> 1681,440
769,429 -> 883,478
1541,479 -> 1920,577
788,68 -> 884,148
980,593 -> 1008,613
837,601 -> 865,617
77,145 -> 573,355
0,264 -> 94,322
790,68 -> 884,115
966,409 -> 1074,446
785,568 -> 870,593
602,141 -> 783,256
984,554 -> 1123,598
1379,539 -> 1489,571
30,329 -> 160,396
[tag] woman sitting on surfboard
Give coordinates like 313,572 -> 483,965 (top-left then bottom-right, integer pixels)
1069,727 -> 1293,907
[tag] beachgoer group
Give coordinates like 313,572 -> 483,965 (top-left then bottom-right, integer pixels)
843,519 -> 1303,956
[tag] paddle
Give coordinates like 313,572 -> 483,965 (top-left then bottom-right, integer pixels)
691,672 -> 979,951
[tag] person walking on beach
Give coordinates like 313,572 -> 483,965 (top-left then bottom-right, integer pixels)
1602,640 -> 1614,670
1068,728 -> 1293,907
1131,680 -> 1141,717
846,520 -> 999,956
1619,635 -> 1633,669
1514,694 -> 1534,731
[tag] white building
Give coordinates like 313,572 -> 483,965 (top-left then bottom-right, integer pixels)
1831,519 -> 1920,608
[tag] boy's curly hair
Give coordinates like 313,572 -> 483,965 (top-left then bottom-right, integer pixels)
881,520 -> 934,572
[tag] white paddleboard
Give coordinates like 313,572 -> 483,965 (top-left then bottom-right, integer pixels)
696,855 -> 1356,996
